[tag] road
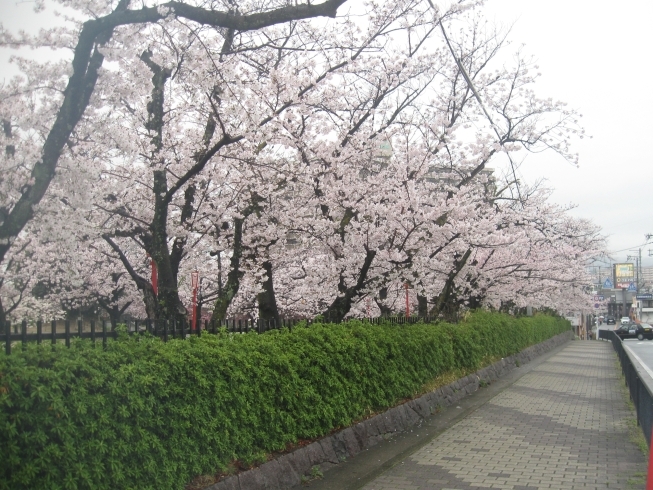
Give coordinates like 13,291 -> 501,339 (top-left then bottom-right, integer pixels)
622,339 -> 653,381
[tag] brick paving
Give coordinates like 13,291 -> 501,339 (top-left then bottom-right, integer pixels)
361,342 -> 648,490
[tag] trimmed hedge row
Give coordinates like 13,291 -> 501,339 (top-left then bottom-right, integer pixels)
0,311 -> 570,490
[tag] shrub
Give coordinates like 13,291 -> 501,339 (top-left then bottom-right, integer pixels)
0,311 -> 570,490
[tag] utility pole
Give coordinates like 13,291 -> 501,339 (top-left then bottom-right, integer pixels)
628,251 -> 640,292
637,247 -> 644,293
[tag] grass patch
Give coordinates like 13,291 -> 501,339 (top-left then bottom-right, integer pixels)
627,472 -> 647,488
615,360 -> 649,458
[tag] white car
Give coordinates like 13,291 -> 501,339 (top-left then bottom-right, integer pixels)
621,317 -> 631,325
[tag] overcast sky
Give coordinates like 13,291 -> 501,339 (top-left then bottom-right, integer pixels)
482,0 -> 653,271
1,0 -> 652,274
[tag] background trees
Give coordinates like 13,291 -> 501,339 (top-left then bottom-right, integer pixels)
0,0 -> 603,323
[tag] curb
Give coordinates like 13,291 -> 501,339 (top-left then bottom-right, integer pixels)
205,330 -> 573,490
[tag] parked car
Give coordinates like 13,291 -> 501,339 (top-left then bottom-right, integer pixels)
606,316 -> 616,325
621,317 -> 631,325
614,322 -> 653,341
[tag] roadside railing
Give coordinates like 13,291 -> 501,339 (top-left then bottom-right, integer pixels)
609,330 -> 653,447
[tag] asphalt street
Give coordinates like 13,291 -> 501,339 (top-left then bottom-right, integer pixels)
623,339 -> 653,380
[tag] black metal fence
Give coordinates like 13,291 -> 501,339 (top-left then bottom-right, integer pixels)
3,315 -> 437,355
608,330 -> 653,447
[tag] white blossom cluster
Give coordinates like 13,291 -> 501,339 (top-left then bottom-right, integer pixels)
0,0 -> 602,322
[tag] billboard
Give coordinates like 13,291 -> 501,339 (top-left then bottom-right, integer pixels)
613,263 -> 635,289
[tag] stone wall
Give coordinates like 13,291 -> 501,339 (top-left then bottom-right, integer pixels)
206,330 -> 573,490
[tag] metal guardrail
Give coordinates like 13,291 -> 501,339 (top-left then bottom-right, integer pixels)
607,330 -> 653,447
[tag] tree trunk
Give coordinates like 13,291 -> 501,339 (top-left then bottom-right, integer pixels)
417,294 -> 429,317
0,296 -> 6,330
210,217 -> 245,324
150,171 -> 186,324
374,287 -> 393,316
430,249 -> 472,319
323,249 -> 376,323
257,260 -> 280,327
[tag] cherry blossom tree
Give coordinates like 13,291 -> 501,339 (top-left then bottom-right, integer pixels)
0,0 -> 603,325
0,0 -> 355,323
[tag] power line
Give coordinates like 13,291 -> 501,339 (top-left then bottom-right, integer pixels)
608,240 -> 651,255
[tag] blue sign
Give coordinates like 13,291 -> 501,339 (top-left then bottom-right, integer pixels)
627,282 -> 637,292
637,294 -> 653,300
603,278 -> 613,289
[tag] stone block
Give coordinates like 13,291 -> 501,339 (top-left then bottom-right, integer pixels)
304,441 -> 327,467
363,417 -> 380,438
330,431 -> 349,461
351,421 -> 368,449
410,396 -> 431,419
341,427 -> 362,457
257,460 -> 282,489
275,455 -> 301,488
440,385 -> 454,398
387,406 -> 404,432
285,446 -> 313,477
237,468 -> 267,490
377,413 -> 394,434
404,403 -> 422,427
206,475 -> 240,490
318,436 -> 340,464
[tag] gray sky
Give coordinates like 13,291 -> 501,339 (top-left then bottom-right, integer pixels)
483,0 -> 653,269
2,0 -> 652,271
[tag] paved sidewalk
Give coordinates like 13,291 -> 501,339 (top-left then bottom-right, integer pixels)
357,342 -> 647,490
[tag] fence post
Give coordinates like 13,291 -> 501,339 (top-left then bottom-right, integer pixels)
181,318 -> 186,339
51,320 -> 57,348
102,320 -> 107,349
4,321 -> 10,355
78,319 -> 83,339
37,320 -> 42,345
91,321 -> 96,344
21,320 -> 27,349
65,320 -> 70,348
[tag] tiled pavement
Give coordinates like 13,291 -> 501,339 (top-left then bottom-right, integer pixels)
360,342 -> 648,490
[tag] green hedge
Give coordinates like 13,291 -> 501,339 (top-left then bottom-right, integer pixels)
0,311 -> 570,490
